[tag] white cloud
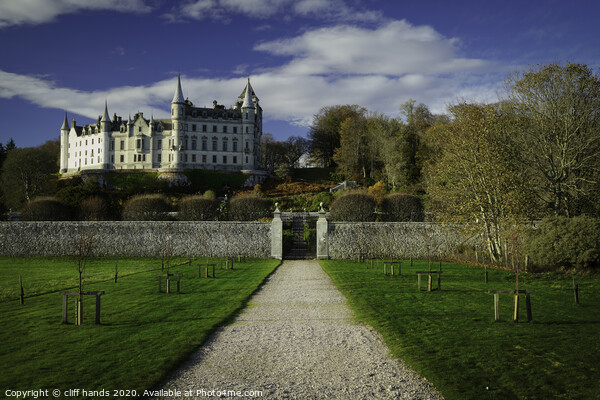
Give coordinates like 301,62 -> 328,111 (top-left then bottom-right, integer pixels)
255,20 -> 489,76
0,0 -> 152,28
0,19 -> 507,134
165,0 -> 382,23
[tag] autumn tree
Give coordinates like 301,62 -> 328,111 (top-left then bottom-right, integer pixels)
308,105 -> 366,167
425,103 -> 533,262
333,111 -> 374,180
505,62 -> 600,217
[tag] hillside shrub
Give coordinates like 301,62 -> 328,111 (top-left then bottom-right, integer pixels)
329,192 -> 376,221
228,194 -> 272,221
122,194 -> 171,221
20,197 -> 72,221
523,216 -> 600,270
380,194 -> 425,222
178,196 -> 219,221
78,196 -> 110,221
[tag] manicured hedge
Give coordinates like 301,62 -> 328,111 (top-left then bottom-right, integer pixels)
329,192 -> 376,222
380,193 -> 425,222
228,194 -> 272,221
178,196 -> 219,221
122,194 -> 171,221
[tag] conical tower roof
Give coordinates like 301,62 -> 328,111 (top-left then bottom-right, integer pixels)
242,78 -> 254,109
101,100 -> 110,122
172,74 -> 185,103
61,112 -> 70,131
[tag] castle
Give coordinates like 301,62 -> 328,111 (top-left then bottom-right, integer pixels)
59,76 -> 262,174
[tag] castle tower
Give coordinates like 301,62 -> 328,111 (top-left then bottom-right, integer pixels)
241,78 -> 256,169
60,112 -> 70,173
171,74 -> 185,170
100,100 -> 111,169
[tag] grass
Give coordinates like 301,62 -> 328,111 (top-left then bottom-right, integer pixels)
320,259 -> 600,400
183,169 -> 248,190
104,171 -> 163,190
0,256 -> 280,397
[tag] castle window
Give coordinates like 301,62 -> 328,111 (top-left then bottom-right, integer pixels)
223,156 -> 227,164
157,154 -> 162,163
245,141 -> 249,149
191,139 -> 197,150
202,139 -> 207,151
245,112 -> 248,119
192,154 -> 196,162
233,127 -> 238,134
92,139 -> 94,145
223,126 -> 228,133
143,155 -> 146,162
157,139 -> 162,149
212,125 -> 217,133
202,155 -> 207,163
202,125 -> 207,132
246,156 -> 248,163
120,140 -> 124,150
184,154 -> 188,162
233,141 -> 238,152
120,155 -> 124,163
85,140 -> 88,145
91,150 -> 94,157
222,140 -> 228,152
111,155 -> 114,163
97,156 -> 100,163
138,127 -> 142,132
192,124 -> 196,132
134,154 -> 136,162
212,155 -> 217,163
212,140 -> 217,151
110,140 -> 115,151
136,139 -> 141,149
233,156 -> 237,164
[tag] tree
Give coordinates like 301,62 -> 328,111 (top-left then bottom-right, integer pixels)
505,62 -> 600,217
424,103 -> 533,262
308,105 -> 366,167
333,112 -> 373,180
400,100 -> 435,186
1,141 -> 59,210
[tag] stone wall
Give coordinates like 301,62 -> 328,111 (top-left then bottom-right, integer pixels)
0,221 -> 271,258
325,222 -> 476,259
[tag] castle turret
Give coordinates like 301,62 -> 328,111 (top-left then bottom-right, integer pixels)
241,78 -> 256,169
171,74 -> 184,170
60,112 -> 70,173
101,101 -> 111,169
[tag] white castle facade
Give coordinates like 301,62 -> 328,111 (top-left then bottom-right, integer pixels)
59,76 -> 262,174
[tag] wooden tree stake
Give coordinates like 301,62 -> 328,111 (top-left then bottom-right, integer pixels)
19,274 -> 24,305
573,278 -> 579,304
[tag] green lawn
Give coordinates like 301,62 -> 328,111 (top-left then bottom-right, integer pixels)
320,259 -> 600,400
0,257 -> 280,397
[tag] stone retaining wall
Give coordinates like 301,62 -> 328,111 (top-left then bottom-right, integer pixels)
0,221 -> 271,258
325,222 -> 475,259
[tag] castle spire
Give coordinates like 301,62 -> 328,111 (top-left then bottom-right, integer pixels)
61,112 -> 70,131
101,100 -> 110,122
172,73 -> 185,103
242,77 -> 254,109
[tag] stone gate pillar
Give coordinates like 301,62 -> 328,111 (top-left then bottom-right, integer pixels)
316,203 -> 329,259
271,203 -> 283,260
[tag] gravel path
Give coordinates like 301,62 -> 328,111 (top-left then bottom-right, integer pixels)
154,260 -> 444,399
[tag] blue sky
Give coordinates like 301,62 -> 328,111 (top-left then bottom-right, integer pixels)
0,0 -> 599,148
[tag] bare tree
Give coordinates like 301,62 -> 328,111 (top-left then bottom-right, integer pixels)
74,229 -> 95,325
